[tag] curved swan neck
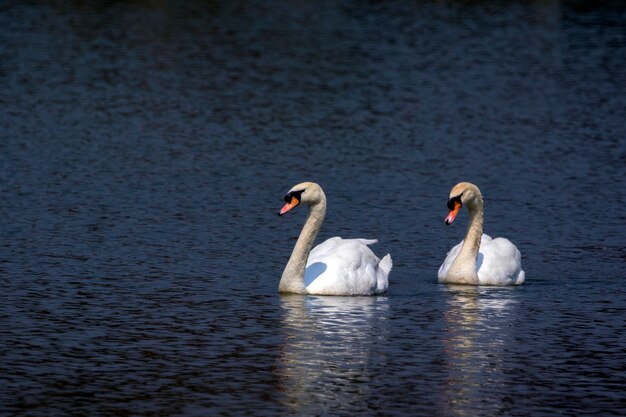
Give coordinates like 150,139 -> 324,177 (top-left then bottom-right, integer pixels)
447,193 -> 484,284
463,199 -> 484,258
279,196 -> 326,294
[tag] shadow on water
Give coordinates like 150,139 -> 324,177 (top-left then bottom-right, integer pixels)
276,295 -> 389,415
438,286 -> 520,417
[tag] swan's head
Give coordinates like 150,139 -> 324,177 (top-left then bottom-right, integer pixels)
445,182 -> 482,225
277,182 -> 325,216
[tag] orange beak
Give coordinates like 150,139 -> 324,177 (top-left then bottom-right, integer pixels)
278,196 -> 300,216
445,200 -> 462,225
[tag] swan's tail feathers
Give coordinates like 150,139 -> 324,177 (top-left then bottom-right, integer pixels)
376,254 -> 393,294
358,238 -> 378,246
379,254 -> 393,275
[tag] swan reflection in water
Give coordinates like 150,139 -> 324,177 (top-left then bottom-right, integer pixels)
439,285 -> 520,416
276,295 -> 389,414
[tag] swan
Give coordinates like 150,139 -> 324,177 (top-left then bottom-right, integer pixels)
438,182 -> 525,286
277,182 -> 392,295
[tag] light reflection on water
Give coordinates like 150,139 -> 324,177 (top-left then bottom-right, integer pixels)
277,295 -> 389,414
439,287 -> 520,417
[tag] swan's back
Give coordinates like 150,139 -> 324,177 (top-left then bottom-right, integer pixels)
438,234 -> 525,286
478,235 -> 525,285
305,237 -> 392,295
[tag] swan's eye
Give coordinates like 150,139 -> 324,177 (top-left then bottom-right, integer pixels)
284,189 -> 304,203
447,195 -> 462,210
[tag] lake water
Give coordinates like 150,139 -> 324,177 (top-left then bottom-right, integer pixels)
1,1 -> 625,416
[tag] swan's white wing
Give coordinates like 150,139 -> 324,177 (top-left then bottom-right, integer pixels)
304,237 -> 390,295
439,234 -> 525,286
307,236 -> 344,261
437,233 -> 493,281
437,240 -> 463,282
477,236 -> 525,285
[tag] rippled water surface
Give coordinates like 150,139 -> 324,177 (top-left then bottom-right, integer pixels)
1,1 -> 625,416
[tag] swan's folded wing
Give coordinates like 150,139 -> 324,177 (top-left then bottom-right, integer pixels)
305,238 -> 382,295
438,240 -> 463,280
307,237 -> 343,265
478,237 -> 524,285
438,235 -> 492,281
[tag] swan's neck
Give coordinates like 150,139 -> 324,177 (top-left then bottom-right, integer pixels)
447,198 -> 484,284
279,199 -> 326,294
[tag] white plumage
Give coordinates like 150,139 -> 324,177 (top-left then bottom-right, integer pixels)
438,182 -> 525,286
278,182 -> 392,295
305,237 -> 392,295
438,234 -> 525,286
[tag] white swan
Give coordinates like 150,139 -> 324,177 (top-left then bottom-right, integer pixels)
277,182 -> 392,295
438,182 -> 525,286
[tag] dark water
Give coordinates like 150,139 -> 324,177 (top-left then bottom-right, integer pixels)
1,1 -> 625,416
